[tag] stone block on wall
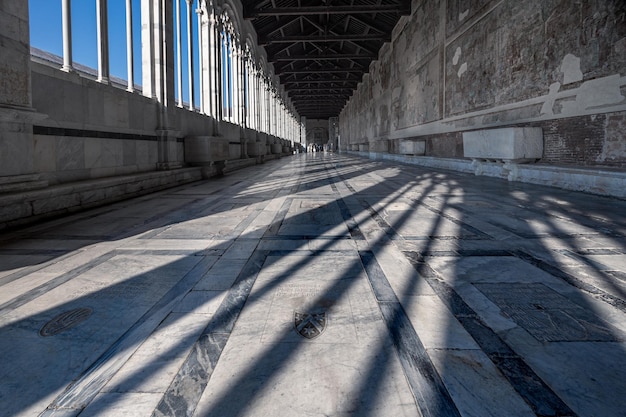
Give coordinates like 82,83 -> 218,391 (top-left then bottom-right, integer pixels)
399,139 -> 425,155
247,142 -> 263,157
184,136 -> 230,163
271,143 -> 282,154
463,127 -> 543,162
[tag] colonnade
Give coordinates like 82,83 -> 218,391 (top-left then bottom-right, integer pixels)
58,0 -> 300,143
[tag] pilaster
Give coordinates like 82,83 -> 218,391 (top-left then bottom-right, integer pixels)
0,1 -> 44,178
141,0 -> 180,169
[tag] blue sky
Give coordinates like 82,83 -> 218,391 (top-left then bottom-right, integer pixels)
29,0 -> 200,103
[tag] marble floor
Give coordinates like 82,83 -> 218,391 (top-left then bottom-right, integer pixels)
1,153 -> 625,417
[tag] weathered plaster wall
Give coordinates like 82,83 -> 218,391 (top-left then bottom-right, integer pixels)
340,0 -> 626,167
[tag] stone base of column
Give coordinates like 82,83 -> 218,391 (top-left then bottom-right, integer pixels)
156,161 -> 183,171
156,128 -> 183,170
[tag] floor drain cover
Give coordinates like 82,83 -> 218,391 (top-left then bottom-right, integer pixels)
40,307 -> 93,337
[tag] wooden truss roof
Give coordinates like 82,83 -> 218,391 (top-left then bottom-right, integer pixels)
242,0 -> 411,119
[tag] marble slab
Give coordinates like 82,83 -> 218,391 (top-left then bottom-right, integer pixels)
192,252 -> 418,416
101,312 -> 210,395
429,349 -> 535,417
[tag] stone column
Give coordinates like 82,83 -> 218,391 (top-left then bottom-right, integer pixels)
196,5 -> 204,114
239,55 -> 248,127
175,0 -> 183,106
301,116 -> 306,148
206,8 -> 219,120
264,84 -> 270,134
250,67 -> 257,131
214,18 -> 223,122
61,0 -> 73,72
258,74 -> 267,133
0,1 -> 44,178
141,0 -> 180,170
218,26 -> 226,122
125,0 -> 134,92
185,0 -> 195,111
96,0 -> 110,84
271,93 -> 277,136
221,30 -> 229,121
232,43 -> 240,125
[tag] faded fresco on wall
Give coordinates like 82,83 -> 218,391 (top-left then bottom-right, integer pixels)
340,0 -> 626,166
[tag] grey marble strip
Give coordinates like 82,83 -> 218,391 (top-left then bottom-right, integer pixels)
314,161 -> 365,240
261,235 -> 342,241
113,249 -> 220,256
409,249 -> 512,259
202,250 -> 268,334
0,252 -> 117,317
0,248 -> 70,256
566,248 -> 625,255
152,250 -> 269,417
34,234 -> 116,241
403,251 -> 577,417
39,255 -> 215,417
360,251 -> 398,303
513,250 -> 626,313
556,248 -> 626,271
341,179 -> 358,194
454,249 -> 511,257
0,250 -> 77,288
263,198 -> 293,237
359,251 -> 461,417
225,208 -> 267,239
402,235 -> 487,240
33,125 -> 159,141
399,198 -> 494,240
335,196 -> 365,240
268,249 -> 356,257
152,334 -> 228,417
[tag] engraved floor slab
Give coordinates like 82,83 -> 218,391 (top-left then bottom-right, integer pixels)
192,252 -> 417,416
476,283 -> 620,342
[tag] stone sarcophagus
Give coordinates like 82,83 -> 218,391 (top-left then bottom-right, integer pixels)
399,139 -> 425,155
463,127 -> 543,163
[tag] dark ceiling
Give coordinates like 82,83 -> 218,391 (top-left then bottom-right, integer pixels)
242,1 -> 412,119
